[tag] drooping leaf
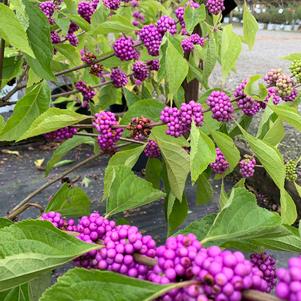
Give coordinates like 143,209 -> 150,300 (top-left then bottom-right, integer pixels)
154,136 -> 190,200
263,118 -> 285,146
219,179 -> 229,209
96,84 -> 123,110
202,188 -> 290,245
45,135 -> 96,175
183,4 -> 206,34
0,82 -> 50,141
195,173 -> 213,204
18,108 -> 88,141
244,74 -> 268,101
145,158 -> 162,189
221,25 -> 242,79
190,123 -> 215,183
105,166 -> 165,217
40,268 -> 183,301
0,220 -> 99,291
1,56 -> 22,88
202,34 -> 217,87
23,0 -> 54,80
0,3 -> 33,56
45,183 -> 91,217
242,2 -> 259,50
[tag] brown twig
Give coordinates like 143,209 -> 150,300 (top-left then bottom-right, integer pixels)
7,202 -> 44,221
243,290 -> 281,301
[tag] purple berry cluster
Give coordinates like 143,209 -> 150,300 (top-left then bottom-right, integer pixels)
160,101 -> 204,137
250,252 -> 277,293
264,68 -> 283,86
90,63 -> 103,78
44,127 -> 78,142
75,81 -> 96,106
132,11 -> 144,26
103,0 -> 121,10
207,91 -> 234,122
113,37 -> 139,61
191,246 -> 268,300
50,31 -> 61,44
40,211 -> 65,228
210,148 -> 229,174
175,1 -> 200,33
284,88 -> 298,102
138,24 -> 163,56
147,59 -> 160,71
264,87 -> 282,106
156,16 -> 177,35
276,256 -> 301,301
234,79 -> 261,116
80,49 -> 97,65
96,225 -> 157,279
110,68 -> 128,88
93,111 -> 124,151
181,34 -> 205,53
206,0 -> 225,15
39,1 -> 56,24
132,61 -> 149,81
144,140 -> 161,158
66,33 -> 79,46
239,157 -> 256,178
78,1 -> 95,22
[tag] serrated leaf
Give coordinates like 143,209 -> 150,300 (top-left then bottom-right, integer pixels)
153,136 -> 190,200
195,173 -> 213,204
18,108 -> 88,141
221,25 -> 241,79
211,130 -> 240,175
105,165 -> 165,217
202,35 -> 217,88
40,268 -> 183,301
1,56 -> 22,89
0,220 -> 99,291
242,2 -> 259,50
45,135 -> 96,175
0,82 -> 50,141
202,188 -> 290,245
165,37 -> 189,98
46,183 -> 91,217
190,123 -> 216,183
219,179 -> 228,208
183,4 -> 206,34
96,84 -> 122,110
0,219 -> 13,229
0,4 -> 33,57
23,0 -> 54,80
55,44 -> 81,66
94,15 -> 136,34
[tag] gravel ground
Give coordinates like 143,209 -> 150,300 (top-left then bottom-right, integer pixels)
0,28 -> 300,267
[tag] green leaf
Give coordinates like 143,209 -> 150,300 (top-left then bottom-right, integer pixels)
202,188 -> 290,245
202,34 -> 217,87
105,165 -> 165,217
221,25 -> 242,79
123,88 -> 140,107
219,179 -> 229,208
183,4 -> 206,34
45,135 -> 96,176
55,44 -> 81,66
18,108 -> 88,141
145,158 -> 162,189
94,15 -> 136,34
237,124 -> 297,224
195,173 -> 213,204
242,2 -> 259,50
29,272 -> 51,301
45,183 -> 91,217
0,284 -> 30,301
175,214 -> 217,241
0,220 -> 99,291
23,0 -> 54,80
40,268 -> 184,301
120,99 -> 164,125
167,194 -> 188,236
281,52 -> 301,61
211,130 -> 240,175
150,126 -> 189,147
1,56 -> 22,88
154,136 -> 190,200
190,123 -> 215,183
295,182 -> 301,198
0,4 -> 33,57
269,104 -> 301,132
244,74 -> 268,101
97,84 -> 122,110
0,82 -> 50,141
263,118 -> 285,146
0,116 -> 4,132
67,14 -> 90,31
165,36 -> 189,98
0,219 -> 13,229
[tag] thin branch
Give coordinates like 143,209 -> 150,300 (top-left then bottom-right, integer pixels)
7,202 -> 44,221
243,290 -> 281,301
0,0 -> 8,87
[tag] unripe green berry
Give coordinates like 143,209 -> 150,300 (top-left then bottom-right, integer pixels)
290,60 -> 301,83
285,160 -> 298,182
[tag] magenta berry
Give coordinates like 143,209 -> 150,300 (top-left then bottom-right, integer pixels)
66,33 -> 79,46
132,61 -> 149,81
234,79 -> 261,116
210,147 -> 229,174
264,68 -> 283,86
78,1 -> 95,22
276,256 -> 301,301
239,157 -> 256,178
40,211 -> 65,228
250,252 -> 277,293
156,16 -> 177,36
93,111 -> 124,151
180,100 -> 204,133
264,87 -> 282,106
182,34 -> 205,53
160,107 -> 184,137
44,127 -> 78,142
144,140 -> 160,158
147,59 -> 160,71
138,24 -> 163,56
284,88 -> 298,102
75,81 -> 96,102
103,0 -> 120,10
206,0 -> 225,15
110,68 -> 128,88
50,31 -> 61,44
68,22 -> 79,34
181,38 -> 194,53
113,37 -> 139,61
80,49 -> 96,65
207,91 -> 234,122
39,1 -> 55,24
